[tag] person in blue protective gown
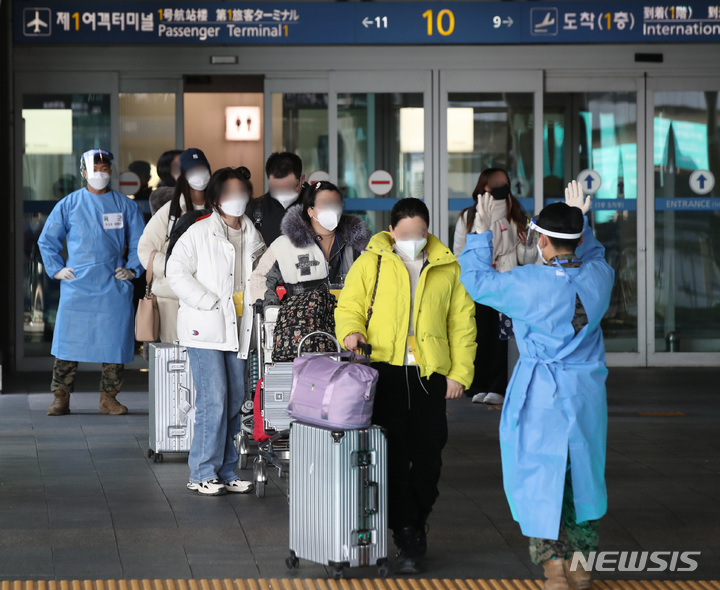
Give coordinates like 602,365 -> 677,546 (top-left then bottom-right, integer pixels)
459,181 -> 614,590
38,149 -> 146,416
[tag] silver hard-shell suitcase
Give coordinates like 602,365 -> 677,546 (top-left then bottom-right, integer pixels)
287,422 -> 389,578
262,362 -> 294,432
148,342 -> 196,463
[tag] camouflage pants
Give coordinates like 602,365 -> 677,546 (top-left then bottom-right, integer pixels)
529,467 -> 601,565
51,359 -> 125,395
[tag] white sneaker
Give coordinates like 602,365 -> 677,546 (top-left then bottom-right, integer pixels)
483,392 -> 505,405
224,479 -> 254,494
471,392 -> 488,404
187,479 -> 227,496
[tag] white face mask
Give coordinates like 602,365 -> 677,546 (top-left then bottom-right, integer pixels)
219,194 -> 249,218
186,169 -> 210,191
315,206 -> 342,232
395,238 -> 427,260
86,172 -> 110,191
271,191 -> 299,209
537,242 -> 547,263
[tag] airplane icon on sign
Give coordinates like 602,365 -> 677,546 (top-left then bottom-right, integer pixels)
24,8 -> 51,36
27,11 -> 48,33
530,7 -> 558,36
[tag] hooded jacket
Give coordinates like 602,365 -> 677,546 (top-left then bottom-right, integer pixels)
249,204 -> 371,306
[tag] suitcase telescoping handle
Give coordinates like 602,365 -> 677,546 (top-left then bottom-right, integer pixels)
296,331 -> 342,357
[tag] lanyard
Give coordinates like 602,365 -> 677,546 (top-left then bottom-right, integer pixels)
225,221 -> 245,289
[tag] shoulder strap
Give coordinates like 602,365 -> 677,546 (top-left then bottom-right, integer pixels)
145,249 -> 158,293
365,256 -> 382,329
252,197 -> 264,228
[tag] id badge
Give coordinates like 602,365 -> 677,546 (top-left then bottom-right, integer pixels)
233,291 -> 244,316
103,213 -> 123,230
406,336 -> 418,366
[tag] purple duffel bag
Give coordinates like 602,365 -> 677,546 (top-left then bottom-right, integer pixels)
287,332 -> 379,430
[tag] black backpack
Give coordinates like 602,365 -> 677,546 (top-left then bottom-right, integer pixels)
164,209 -> 213,275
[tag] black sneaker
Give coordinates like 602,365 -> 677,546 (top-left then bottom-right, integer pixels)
393,526 -> 420,575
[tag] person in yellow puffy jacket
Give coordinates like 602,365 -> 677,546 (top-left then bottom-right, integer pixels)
335,198 -> 476,575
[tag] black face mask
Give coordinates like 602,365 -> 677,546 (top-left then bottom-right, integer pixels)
490,184 -> 511,201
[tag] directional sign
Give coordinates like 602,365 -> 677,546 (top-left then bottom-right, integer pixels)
689,169 -> 715,195
14,1 -> 720,46
577,169 -> 602,195
119,171 -> 141,196
308,170 -> 330,184
368,170 -> 394,196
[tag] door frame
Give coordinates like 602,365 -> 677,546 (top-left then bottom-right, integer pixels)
14,72 -> 119,371
645,75 -> 720,366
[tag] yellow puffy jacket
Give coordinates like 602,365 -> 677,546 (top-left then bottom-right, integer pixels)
335,231 -> 477,388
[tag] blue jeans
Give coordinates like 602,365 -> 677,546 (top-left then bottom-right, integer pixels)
187,347 -> 246,484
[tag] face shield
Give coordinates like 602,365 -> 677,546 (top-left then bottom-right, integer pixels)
80,149 -> 117,191
524,218 -> 584,264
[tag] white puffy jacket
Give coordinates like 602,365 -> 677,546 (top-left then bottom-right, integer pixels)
165,211 -> 266,358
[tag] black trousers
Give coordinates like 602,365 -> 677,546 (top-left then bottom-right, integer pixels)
470,302 -> 508,395
371,363 -> 448,533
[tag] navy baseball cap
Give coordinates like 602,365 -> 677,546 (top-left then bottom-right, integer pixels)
179,148 -> 210,173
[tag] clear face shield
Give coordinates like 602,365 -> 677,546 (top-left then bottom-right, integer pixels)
80,149 -> 118,191
524,218 -> 584,264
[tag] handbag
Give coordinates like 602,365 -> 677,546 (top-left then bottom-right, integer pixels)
135,249 -> 160,342
287,332 -> 378,430
272,284 -> 337,362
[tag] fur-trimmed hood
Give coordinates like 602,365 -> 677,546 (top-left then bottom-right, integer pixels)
280,204 -> 371,252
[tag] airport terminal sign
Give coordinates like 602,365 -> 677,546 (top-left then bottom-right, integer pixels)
14,1 -> 720,45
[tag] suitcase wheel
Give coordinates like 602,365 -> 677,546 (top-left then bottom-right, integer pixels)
331,566 -> 344,580
154,453 -> 164,463
147,449 -> 154,459
377,563 -> 389,578
285,552 -> 299,570
255,480 -> 265,498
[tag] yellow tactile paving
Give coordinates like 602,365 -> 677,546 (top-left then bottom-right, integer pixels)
2,581 -> 720,590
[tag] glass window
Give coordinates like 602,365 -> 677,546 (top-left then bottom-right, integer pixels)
544,92 -> 638,353
337,92 -> 424,235
271,93 -> 329,178
119,92 -> 176,192
21,93 -> 111,357
447,93 -> 534,249
654,91 -> 720,352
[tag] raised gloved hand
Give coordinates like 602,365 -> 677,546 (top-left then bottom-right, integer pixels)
54,267 -> 75,281
565,180 -> 592,214
472,192 -> 494,234
114,267 -> 136,281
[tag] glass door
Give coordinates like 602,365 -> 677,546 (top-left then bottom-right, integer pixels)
266,72 -> 432,236
647,78 -> 720,364
14,72 -> 119,370
331,71 -> 433,236
438,70 -> 544,250
544,77 -> 646,363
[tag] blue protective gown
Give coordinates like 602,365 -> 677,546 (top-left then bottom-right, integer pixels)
459,219 -> 614,541
38,188 -> 146,364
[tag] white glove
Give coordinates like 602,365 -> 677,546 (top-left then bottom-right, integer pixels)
114,267 -> 136,281
54,267 -> 75,281
565,180 -> 592,214
472,192 -> 494,234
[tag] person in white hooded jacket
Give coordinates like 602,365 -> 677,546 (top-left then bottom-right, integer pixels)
166,166 -> 266,496
137,147 -> 213,343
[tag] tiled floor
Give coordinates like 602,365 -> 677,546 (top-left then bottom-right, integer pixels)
0,367 -> 719,581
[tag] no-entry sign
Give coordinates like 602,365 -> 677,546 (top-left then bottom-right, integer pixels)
368,169 -> 393,196
119,171 -> 141,196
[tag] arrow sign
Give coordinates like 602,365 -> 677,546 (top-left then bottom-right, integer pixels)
503,17 -> 514,26
576,169 -> 601,195
362,17 -> 372,28
689,169 -> 715,195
